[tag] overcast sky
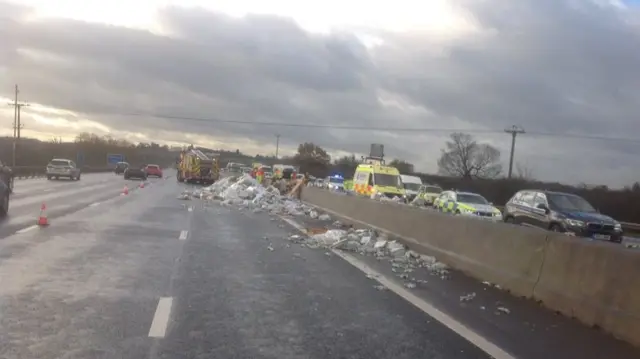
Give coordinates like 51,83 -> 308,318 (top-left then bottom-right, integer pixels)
1,0 -> 639,187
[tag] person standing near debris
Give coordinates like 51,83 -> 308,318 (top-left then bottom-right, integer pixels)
257,167 -> 264,185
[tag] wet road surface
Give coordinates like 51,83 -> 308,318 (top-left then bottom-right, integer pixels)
0,172 -> 637,359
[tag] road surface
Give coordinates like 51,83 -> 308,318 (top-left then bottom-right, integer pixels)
0,171 -> 637,359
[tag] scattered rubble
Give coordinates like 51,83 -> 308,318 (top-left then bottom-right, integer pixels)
180,175 -> 451,288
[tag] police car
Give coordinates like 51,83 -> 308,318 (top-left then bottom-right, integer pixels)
433,190 -> 503,220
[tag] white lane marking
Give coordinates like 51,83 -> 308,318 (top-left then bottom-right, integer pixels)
16,225 -> 37,234
148,297 -> 173,338
280,216 -> 516,359
89,202 -> 101,207
179,230 -> 188,241
188,206 -> 193,212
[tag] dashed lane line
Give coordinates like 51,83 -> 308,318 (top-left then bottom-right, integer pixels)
179,230 -> 188,241
15,225 -> 38,234
148,297 -> 173,338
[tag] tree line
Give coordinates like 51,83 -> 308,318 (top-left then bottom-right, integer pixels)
0,132 -> 175,168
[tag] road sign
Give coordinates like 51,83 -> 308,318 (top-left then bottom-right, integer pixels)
107,153 -> 124,165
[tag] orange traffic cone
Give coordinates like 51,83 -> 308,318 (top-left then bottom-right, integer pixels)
139,181 -> 145,189
122,185 -> 129,195
37,203 -> 49,226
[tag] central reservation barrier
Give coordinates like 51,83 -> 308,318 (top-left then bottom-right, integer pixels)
301,186 -> 640,348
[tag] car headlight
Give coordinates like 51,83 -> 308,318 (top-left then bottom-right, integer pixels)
614,222 -> 622,231
493,211 -> 502,217
564,218 -> 585,227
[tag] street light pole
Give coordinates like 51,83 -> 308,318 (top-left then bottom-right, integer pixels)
275,134 -> 280,159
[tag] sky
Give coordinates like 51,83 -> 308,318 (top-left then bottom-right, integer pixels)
1,0 -> 640,187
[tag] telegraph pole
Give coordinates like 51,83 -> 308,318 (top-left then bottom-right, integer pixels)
7,85 -> 28,166
504,125 -> 525,178
275,134 -> 280,159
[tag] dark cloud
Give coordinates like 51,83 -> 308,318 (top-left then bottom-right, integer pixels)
0,1 -> 639,186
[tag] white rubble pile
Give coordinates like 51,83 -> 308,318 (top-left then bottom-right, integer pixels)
182,175 -> 451,289
292,228 -> 450,279
186,175 -> 334,218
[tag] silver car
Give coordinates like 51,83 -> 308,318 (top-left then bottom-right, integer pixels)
46,159 -> 82,181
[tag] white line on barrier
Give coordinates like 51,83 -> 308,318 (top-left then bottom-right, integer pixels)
89,202 -> 101,207
148,297 -> 173,338
16,225 -> 37,234
279,215 -> 516,359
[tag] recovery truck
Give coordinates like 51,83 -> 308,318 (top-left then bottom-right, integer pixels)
176,147 -> 220,185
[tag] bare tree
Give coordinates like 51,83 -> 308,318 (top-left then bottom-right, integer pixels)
437,132 -> 502,179
515,162 -> 535,180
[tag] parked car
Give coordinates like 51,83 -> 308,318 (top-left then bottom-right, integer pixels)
0,160 -> 12,217
46,158 -> 81,180
145,164 -> 163,178
503,190 -> 623,243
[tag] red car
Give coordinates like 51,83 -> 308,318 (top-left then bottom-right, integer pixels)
145,164 -> 163,178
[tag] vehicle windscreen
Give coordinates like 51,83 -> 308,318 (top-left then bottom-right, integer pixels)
329,177 -> 344,184
373,173 -> 402,188
548,194 -> 596,212
403,182 -> 421,191
423,186 -> 443,193
49,160 -> 70,166
457,194 -> 489,205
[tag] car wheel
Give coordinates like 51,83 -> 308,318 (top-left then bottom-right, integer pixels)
47,175 -> 52,180
76,174 -> 81,181
504,216 -> 515,224
0,190 -> 9,217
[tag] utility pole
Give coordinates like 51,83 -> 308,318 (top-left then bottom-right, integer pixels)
7,85 -> 29,166
504,125 -> 525,179
275,134 -> 280,159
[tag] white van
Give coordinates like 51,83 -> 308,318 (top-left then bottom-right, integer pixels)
400,174 -> 423,201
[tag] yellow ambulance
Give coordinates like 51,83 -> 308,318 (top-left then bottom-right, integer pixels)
352,162 -> 405,199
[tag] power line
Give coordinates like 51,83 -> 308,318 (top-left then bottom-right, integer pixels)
115,112 -> 640,143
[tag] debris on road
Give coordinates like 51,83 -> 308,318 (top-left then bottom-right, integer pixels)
180,174 -> 451,289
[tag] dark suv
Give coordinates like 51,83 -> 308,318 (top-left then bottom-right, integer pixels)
504,190 -> 623,243
0,160 -> 12,217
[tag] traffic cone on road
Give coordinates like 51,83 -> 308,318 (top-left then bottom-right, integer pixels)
37,203 -> 49,226
122,185 -> 129,195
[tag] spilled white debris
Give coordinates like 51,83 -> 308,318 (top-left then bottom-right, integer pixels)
180,174 -> 451,290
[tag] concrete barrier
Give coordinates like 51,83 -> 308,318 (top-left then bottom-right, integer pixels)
301,186 -> 640,347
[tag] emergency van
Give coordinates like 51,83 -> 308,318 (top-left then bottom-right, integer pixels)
400,174 -> 423,202
353,160 -> 405,199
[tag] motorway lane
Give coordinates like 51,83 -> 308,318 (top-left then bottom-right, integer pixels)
155,196 -> 491,359
0,176 -> 494,359
1,173 -> 164,237
0,173 -> 185,359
